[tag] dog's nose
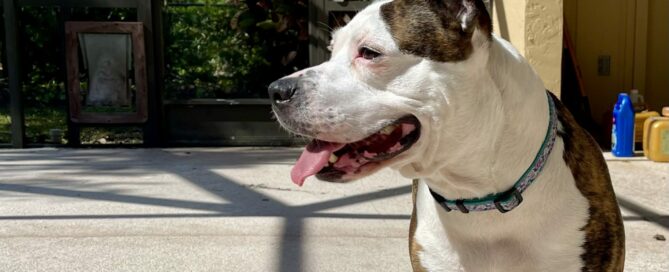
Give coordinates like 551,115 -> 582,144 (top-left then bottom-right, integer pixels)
268,78 -> 298,104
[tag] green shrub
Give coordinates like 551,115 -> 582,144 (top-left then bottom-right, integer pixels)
164,0 -> 309,99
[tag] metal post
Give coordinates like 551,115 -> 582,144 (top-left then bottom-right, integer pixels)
151,0 -> 165,146
60,2 -> 80,146
138,0 -> 162,146
3,0 -> 25,148
308,0 -> 327,66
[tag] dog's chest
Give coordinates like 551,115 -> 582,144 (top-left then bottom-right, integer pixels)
411,148 -> 590,272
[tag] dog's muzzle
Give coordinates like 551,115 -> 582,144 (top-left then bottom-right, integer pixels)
268,74 -> 422,187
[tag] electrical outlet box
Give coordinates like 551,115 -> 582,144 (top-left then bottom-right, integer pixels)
598,55 -> 611,76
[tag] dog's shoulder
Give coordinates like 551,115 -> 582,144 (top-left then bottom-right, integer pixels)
552,93 -> 625,271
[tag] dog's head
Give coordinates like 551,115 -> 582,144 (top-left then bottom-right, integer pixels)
270,0 -> 493,186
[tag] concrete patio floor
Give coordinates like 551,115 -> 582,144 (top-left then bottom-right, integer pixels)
0,148 -> 667,271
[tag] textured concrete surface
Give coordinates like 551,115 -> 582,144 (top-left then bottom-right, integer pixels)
0,148 -> 667,271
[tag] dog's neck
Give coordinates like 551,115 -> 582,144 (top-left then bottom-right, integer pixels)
401,34 -> 551,200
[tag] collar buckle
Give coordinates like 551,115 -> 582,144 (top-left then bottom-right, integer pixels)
493,187 -> 523,213
455,200 -> 469,213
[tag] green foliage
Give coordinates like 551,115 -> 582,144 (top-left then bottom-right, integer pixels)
18,7 -> 64,107
0,108 -> 10,143
164,0 -> 309,99
0,107 -> 68,144
165,4 -> 263,98
24,107 -> 67,144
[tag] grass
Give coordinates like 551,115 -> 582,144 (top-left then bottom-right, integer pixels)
0,107 -> 10,143
81,127 -> 143,145
0,106 -> 142,145
24,107 -> 68,144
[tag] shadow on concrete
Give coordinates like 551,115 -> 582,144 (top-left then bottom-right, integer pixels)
0,182 -> 236,213
6,148 -> 669,270
0,212 -> 410,221
0,149 -> 301,176
618,196 -> 669,231
0,148 -> 412,272
295,185 -> 410,213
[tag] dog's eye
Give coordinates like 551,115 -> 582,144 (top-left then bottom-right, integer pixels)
359,46 -> 381,60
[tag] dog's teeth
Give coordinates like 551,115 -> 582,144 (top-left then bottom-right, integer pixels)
380,125 -> 397,135
329,154 -> 338,163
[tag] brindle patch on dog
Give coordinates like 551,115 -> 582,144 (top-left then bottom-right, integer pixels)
380,0 -> 491,62
551,93 -> 625,272
409,179 -> 428,272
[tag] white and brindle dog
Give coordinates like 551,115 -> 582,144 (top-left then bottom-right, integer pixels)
269,0 -> 625,271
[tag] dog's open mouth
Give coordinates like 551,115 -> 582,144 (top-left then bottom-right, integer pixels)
291,116 -> 421,186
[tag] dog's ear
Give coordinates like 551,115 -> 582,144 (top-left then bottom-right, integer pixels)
380,0 -> 491,62
437,0 -> 490,33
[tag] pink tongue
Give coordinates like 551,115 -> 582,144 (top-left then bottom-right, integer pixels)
291,140 -> 344,186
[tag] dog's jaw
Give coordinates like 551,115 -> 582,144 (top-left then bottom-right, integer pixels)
290,115 -> 422,185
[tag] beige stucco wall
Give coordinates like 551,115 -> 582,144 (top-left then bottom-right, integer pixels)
493,0 -> 563,96
492,0 -> 527,53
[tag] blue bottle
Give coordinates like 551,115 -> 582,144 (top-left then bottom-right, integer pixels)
612,93 -> 635,156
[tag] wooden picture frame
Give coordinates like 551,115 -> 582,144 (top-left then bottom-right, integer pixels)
65,21 -> 147,123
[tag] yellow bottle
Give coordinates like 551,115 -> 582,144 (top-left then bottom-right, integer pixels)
643,107 -> 669,162
635,111 -> 659,143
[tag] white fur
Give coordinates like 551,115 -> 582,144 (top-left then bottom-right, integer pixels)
275,1 -> 591,271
